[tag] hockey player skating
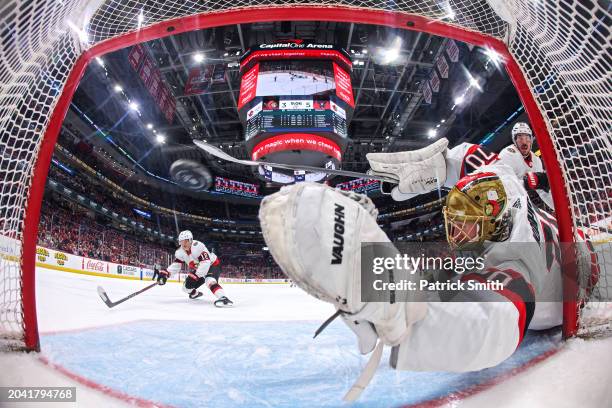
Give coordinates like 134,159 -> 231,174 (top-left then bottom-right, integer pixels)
157,230 -> 233,307
259,140 -> 595,400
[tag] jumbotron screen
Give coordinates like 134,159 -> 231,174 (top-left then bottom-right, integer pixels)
237,42 -> 354,184
238,43 -> 354,110
239,60 -> 353,110
255,60 -> 335,97
214,176 -> 259,197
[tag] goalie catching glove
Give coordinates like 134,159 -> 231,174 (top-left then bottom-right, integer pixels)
259,183 -> 427,401
366,138 -> 448,200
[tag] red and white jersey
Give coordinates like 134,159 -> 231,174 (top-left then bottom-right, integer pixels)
166,240 -> 218,276
498,144 -> 544,179
395,165 -> 567,372
445,142 -> 544,184
444,143 -> 499,187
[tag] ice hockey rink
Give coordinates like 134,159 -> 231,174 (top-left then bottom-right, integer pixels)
257,71 -> 335,96
1,267 -> 612,408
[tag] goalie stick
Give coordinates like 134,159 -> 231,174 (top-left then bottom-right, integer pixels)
97,282 -> 158,308
193,140 -> 399,183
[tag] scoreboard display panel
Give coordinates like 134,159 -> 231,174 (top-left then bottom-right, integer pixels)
245,101 -> 347,140
215,177 -> 260,198
336,178 -> 380,194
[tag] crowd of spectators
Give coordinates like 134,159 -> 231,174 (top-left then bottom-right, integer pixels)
48,165 -> 177,236
41,160 -> 449,276
37,191 -> 285,279
215,243 -> 284,279
389,212 -> 445,242
37,194 -> 173,267
58,127 -> 261,222
571,166 -> 612,227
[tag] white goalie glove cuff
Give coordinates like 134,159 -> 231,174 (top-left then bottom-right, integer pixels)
367,138 -> 449,200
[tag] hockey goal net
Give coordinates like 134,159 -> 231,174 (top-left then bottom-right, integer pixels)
0,0 -> 610,350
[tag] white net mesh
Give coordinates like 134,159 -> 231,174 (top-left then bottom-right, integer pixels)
1,1 -> 84,349
507,0 -> 611,336
0,0 -> 609,348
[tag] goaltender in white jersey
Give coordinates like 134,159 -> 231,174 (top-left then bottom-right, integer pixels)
258,140 -> 597,401
157,230 -> 233,307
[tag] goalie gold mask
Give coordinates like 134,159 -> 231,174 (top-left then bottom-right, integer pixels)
443,172 -> 510,249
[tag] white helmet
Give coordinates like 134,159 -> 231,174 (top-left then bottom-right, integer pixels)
511,122 -> 533,144
178,230 -> 193,242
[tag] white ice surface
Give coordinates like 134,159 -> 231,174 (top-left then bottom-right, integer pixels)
457,336 -> 612,408
1,268 -> 611,407
35,267 -> 334,333
257,71 -> 335,96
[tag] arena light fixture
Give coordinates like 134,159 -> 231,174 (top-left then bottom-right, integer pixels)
146,123 -> 153,129
193,53 -> 205,63
428,129 -> 437,138
156,134 -> 166,144
484,47 -> 503,68
454,95 -> 465,105
113,84 -> 123,92
443,1 -> 456,20
465,70 -> 483,92
67,20 -> 88,44
129,101 -> 139,111
137,9 -> 144,29
469,76 -> 480,89
380,36 -> 402,64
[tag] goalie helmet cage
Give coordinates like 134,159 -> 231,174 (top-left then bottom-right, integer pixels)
0,0 -> 609,351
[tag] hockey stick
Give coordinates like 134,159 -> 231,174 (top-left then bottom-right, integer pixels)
97,282 -> 158,308
193,140 -> 399,183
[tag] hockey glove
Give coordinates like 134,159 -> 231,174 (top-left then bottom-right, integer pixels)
524,171 -> 549,191
366,138 -> 448,199
157,270 -> 170,285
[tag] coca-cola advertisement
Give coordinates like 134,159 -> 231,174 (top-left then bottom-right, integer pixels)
82,258 -> 107,273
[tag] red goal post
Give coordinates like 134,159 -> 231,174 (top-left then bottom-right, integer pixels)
0,1 -> 609,351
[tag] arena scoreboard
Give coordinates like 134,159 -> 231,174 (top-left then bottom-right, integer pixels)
237,41 -> 354,184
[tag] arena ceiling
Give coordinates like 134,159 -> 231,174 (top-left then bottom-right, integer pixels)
65,20 -> 523,196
